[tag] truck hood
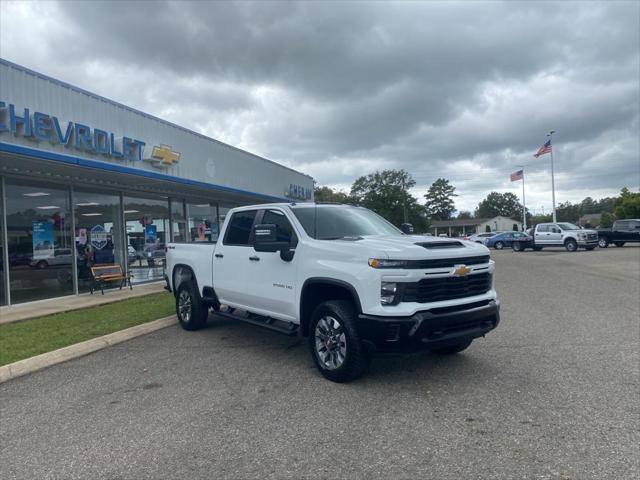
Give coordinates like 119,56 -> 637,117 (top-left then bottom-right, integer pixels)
344,235 -> 490,259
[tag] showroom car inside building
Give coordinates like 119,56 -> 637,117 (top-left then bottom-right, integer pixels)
0,58 -> 314,306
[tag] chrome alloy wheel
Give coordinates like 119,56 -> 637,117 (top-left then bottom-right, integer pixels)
178,290 -> 192,323
314,315 -> 347,370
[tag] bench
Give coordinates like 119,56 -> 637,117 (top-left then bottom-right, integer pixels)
90,264 -> 133,295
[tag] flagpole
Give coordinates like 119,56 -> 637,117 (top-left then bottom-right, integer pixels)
522,168 -> 527,230
549,130 -> 557,222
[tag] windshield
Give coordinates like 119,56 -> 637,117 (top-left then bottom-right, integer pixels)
557,223 -> 581,230
290,206 -> 401,239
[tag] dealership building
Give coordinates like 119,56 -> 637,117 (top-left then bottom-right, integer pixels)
0,59 -> 314,306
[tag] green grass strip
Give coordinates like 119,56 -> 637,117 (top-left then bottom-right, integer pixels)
0,292 -> 175,366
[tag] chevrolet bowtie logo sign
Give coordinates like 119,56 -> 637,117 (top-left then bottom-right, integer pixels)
146,145 -> 180,167
453,265 -> 472,277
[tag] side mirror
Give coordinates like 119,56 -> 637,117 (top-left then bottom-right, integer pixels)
400,223 -> 414,234
252,224 -> 293,261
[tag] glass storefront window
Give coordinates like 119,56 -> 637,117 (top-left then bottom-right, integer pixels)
74,189 -> 124,293
0,178 -> 5,306
187,202 -> 218,242
124,195 -> 169,284
170,199 -> 187,243
5,179 -> 73,304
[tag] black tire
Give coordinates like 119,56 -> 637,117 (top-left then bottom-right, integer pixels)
512,242 -> 523,252
585,246 -> 596,251
534,246 -> 543,251
614,242 -> 625,247
565,239 -> 578,252
431,339 -> 473,355
308,300 -> 371,383
36,260 -> 48,269
176,280 -> 208,331
494,241 -> 504,250
598,238 -> 609,248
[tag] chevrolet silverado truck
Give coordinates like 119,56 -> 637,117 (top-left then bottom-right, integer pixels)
511,222 -> 598,252
165,203 -> 500,382
597,219 -> 640,248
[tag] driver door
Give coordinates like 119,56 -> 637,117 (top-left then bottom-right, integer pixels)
244,208 -> 299,322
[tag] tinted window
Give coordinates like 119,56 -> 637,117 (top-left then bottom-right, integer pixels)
224,210 -> 257,246
616,221 -> 629,230
290,206 -> 400,239
537,225 -> 549,232
262,210 -> 298,247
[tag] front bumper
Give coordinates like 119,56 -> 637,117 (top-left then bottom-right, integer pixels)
577,239 -> 598,247
357,300 -> 500,353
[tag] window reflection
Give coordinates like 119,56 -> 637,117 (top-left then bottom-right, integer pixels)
188,202 -> 218,242
74,189 -> 124,293
124,195 -> 169,283
5,180 -> 73,304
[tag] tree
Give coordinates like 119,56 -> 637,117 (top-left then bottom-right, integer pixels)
556,201 -> 581,223
350,169 -> 428,231
424,178 -> 457,220
475,192 -> 524,220
314,186 -> 350,203
614,187 -> 640,219
457,211 -> 473,219
600,212 -> 614,228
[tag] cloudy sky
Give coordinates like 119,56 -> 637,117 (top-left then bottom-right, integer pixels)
1,0 -> 638,213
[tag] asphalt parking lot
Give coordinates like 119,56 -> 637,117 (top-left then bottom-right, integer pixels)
1,247 -> 639,479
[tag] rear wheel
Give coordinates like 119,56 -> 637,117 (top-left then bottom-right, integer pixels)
598,238 -> 609,248
614,242 -> 625,247
309,300 -> 371,383
494,241 -> 504,250
431,339 -> 472,355
512,242 -> 523,252
565,239 -> 578,252
533,246 -> 543,251
176,280 -> 208,330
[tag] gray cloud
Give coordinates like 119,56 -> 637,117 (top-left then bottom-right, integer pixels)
0,0 -> 638,212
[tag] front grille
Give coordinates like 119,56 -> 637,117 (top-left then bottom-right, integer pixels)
401,273 -> 492,303
587,233 -> 597,240
403,255 -> 490,269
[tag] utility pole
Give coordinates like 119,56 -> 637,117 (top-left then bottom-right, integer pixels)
402,176 -> 408,223
517,165 -> 527,231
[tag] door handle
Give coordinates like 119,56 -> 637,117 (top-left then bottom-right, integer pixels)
249,256 -> 260,261
215,253 -> 224,258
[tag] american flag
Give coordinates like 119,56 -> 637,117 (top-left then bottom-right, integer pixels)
534,140 -> 552,158
510,169 -> 524,182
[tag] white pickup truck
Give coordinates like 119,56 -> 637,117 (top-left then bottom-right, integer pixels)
165,203 -> 500,382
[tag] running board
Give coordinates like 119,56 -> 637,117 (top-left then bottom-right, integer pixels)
213,310 -> 299,336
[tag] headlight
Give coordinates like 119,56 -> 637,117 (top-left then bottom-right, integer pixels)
369,258 -> 407,269
380,282 -> 399,305
578,233 -> 587,239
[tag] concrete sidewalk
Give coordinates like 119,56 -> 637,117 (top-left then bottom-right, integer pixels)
0,282 -> 167,325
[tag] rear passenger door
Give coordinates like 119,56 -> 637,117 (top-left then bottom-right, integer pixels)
212,209 -> 258,308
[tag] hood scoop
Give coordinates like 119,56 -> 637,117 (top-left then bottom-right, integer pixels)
415,241 -> 464,249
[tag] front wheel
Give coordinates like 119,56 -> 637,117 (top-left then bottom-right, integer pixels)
494,241 -> 504,250
565,239 -> 578,252
598,238 -> 609,248
309,300 -> 371,383
614,242 -> 626,247
176,280 -> 208,330
431,339 -> 472,355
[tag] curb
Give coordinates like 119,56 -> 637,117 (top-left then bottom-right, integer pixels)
0,315 -> 177,384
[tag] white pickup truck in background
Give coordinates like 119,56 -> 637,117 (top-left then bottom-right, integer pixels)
165,203 -> 500,382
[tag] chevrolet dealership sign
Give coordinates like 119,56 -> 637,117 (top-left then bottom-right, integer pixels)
0,100 -> 178,168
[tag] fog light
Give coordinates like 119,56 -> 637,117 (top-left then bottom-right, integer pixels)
381,282 -> 398,305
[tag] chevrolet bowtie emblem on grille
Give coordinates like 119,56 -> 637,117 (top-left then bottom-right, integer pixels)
453,265 -> 472,277
147,144 -> 180,167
